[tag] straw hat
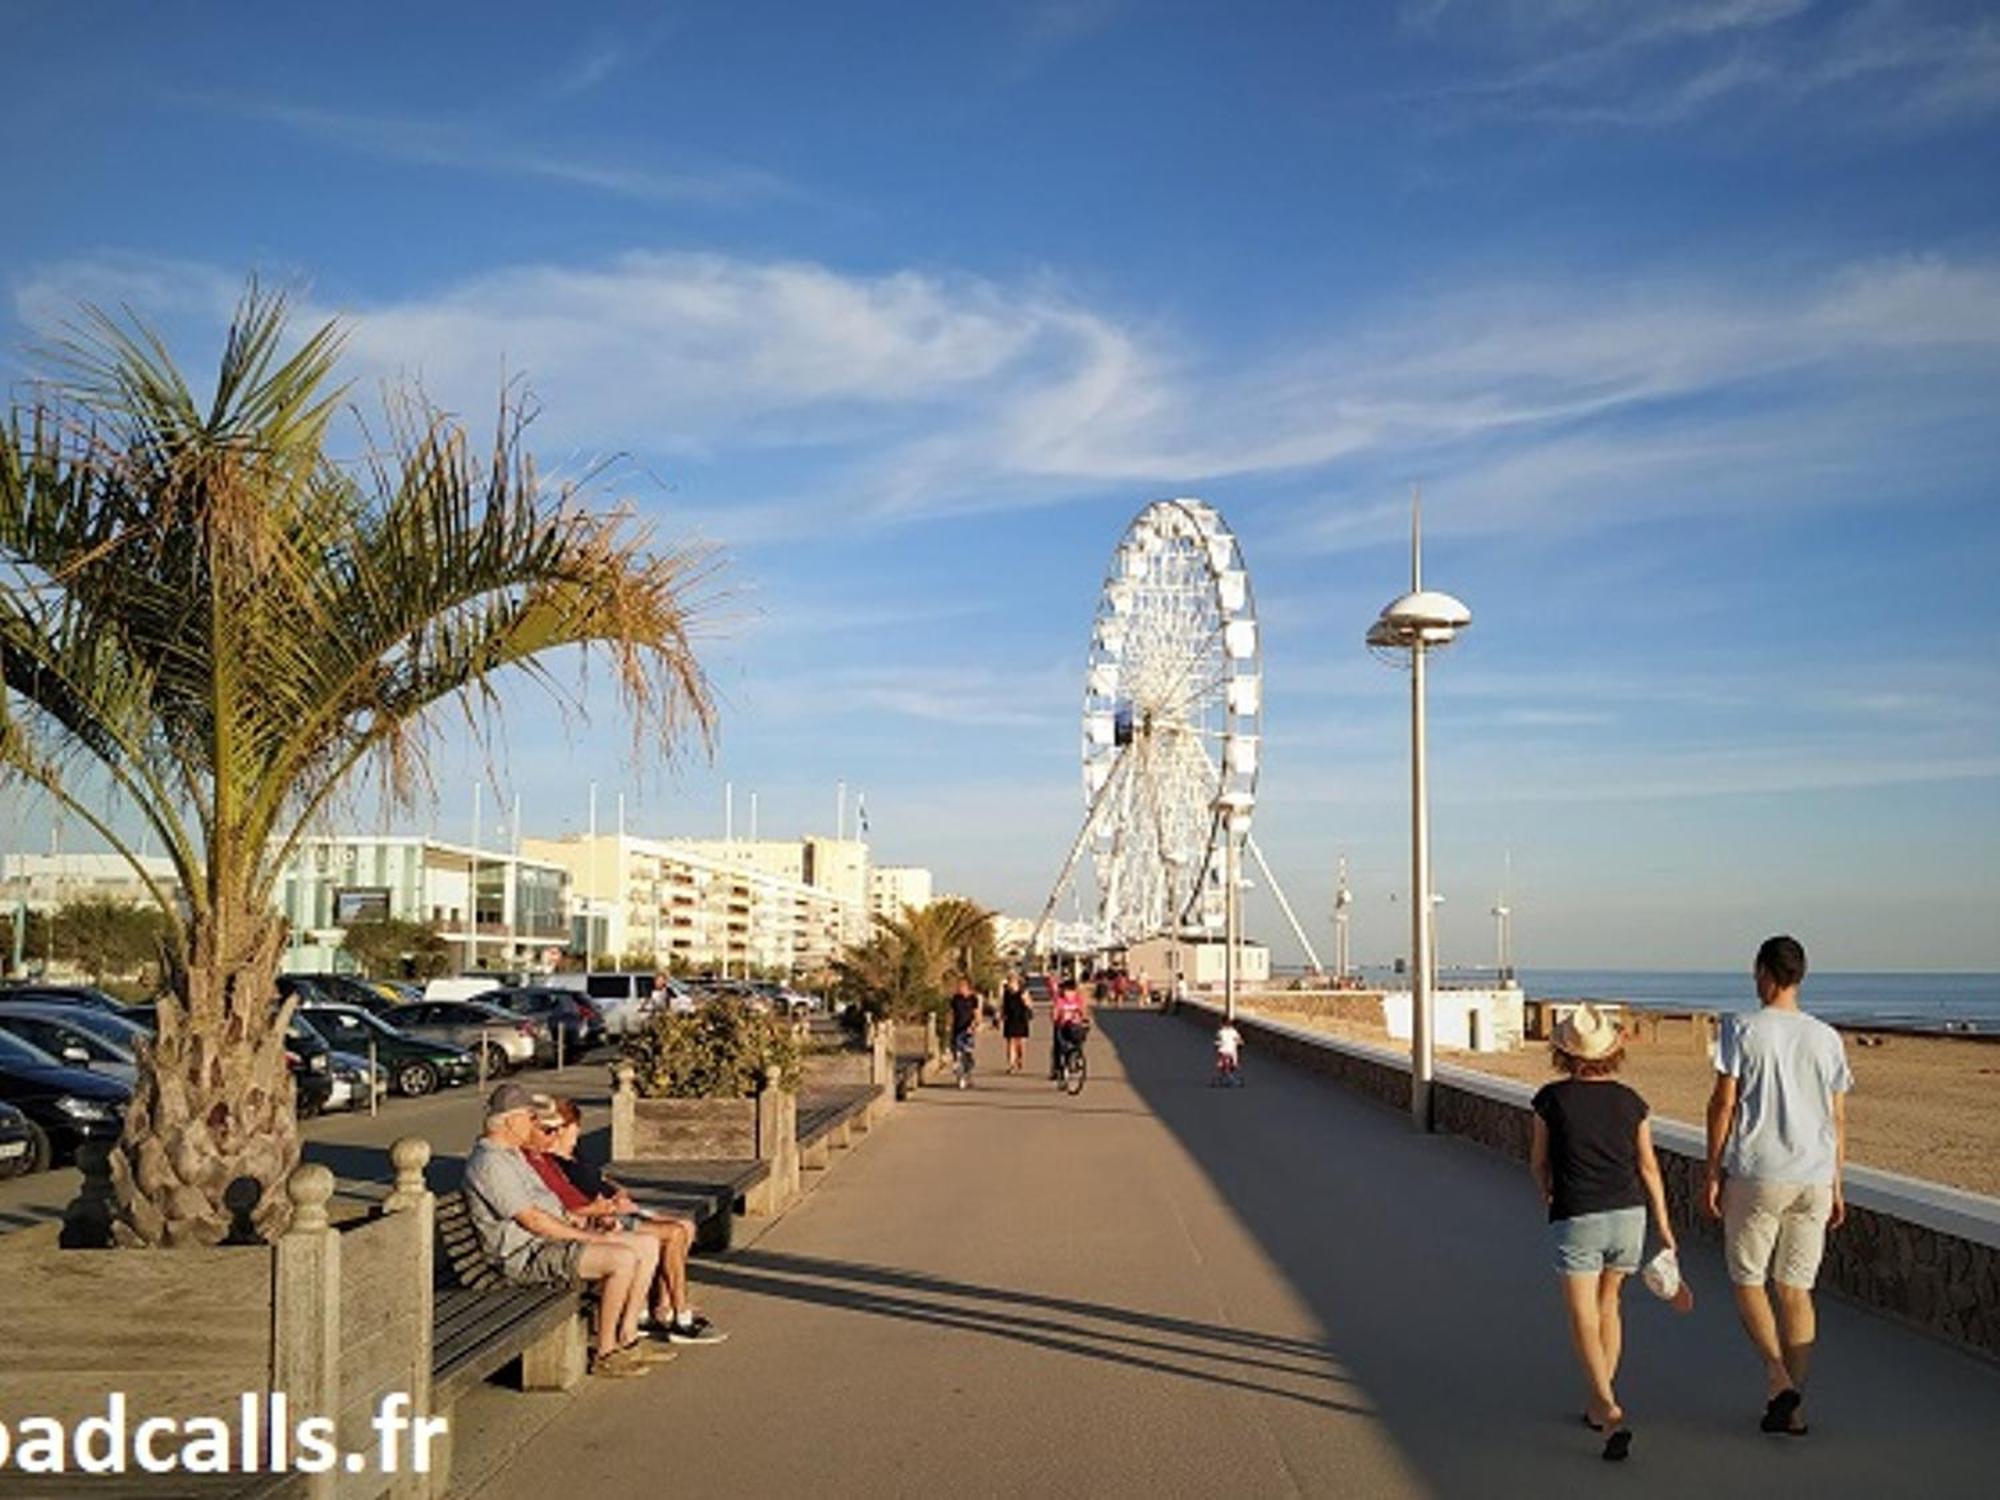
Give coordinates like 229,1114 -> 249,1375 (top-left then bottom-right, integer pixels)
1552,1002 -> 1622,1060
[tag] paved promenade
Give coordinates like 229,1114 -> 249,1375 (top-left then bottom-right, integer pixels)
462,1012 -> 1998,1499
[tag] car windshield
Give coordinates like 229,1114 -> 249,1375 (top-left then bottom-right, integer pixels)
56,1009 -> 151,1047
309,1006 -> 398,1040
0,1029 -> 61,1067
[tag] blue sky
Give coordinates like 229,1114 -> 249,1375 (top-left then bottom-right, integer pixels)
4,0 -> 1997,970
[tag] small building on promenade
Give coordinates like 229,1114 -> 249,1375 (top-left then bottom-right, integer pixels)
274,835 -> 571,974
1125,934 -> 1271,990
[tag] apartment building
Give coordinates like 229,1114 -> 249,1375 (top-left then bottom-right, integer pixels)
0,853 -> 182,912
869,865 -> 934,923
524,833 -> 856,977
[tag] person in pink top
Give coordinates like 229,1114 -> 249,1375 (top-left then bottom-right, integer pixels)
1049,977 -> 1089,1080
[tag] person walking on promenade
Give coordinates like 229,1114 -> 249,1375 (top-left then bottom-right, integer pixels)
1529,1004 -> 1677,1462
1704,934 -> 1851,1438
1000,973 -> 1032,1074
948,977 -> 980,1089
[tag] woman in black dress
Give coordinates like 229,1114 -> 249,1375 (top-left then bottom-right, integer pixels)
1000,973 -> 1032,1073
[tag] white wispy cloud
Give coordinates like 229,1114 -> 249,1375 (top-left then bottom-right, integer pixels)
171,94 -> 794,205
12,247 -> 2000,551
1408,0 -> 2000,130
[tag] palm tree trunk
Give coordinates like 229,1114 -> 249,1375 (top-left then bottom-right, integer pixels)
110,908 -> 296,1246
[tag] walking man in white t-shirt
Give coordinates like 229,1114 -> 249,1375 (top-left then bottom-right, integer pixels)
1703,935 -> 1852,1438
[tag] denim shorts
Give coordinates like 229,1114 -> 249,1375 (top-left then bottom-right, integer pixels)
1550,1206 -> 1646,1276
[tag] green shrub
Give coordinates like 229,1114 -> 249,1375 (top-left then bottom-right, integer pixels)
622,998 -> 801,1099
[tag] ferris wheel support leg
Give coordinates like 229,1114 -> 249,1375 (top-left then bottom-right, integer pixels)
1028,749 -> 1129,957
1246,835 -> 1326,975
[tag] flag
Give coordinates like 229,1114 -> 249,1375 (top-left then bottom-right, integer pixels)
857,794 -> 870,835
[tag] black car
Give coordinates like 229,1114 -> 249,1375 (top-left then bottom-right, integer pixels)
0,983 -> 132,1015
294,1003 -> 477,1097
122,1005 -> 335,1118
0,1029 -> 130,1172
278,973 -> 394,1015
471,986 -> 605,1058
0,1101 -> 37,1179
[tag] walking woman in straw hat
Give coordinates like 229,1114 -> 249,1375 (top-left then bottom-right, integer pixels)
1529,1003 -> 1679,1462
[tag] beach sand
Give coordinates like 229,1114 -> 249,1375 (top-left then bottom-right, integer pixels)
1251,1005 -> 2000,1199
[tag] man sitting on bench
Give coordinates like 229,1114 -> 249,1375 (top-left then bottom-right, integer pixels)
462,1082 -> 662,1379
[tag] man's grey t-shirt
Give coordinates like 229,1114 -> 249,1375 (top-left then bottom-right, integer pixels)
462,1137 -> 568,1278
1717,1007 -> 1852,1184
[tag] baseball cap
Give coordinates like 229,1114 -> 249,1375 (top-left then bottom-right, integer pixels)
485,1081 -> 538,1121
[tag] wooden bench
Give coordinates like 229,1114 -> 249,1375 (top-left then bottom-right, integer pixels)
599,1157 -> 772,1251
431,1190 -> 589,1406
797,1085 -> 881,1172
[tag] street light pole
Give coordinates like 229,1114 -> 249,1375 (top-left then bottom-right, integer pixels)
1213,791 -> 1252,1024
1366,492 -> 1470,1133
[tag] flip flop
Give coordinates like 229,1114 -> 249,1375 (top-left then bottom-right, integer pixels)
1580,1412 -> 1604,1433
1602,1429 -> 1633,1462
1760,1388 -> 1805,1435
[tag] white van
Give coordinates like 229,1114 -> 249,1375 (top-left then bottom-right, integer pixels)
544,971 -> 683,1037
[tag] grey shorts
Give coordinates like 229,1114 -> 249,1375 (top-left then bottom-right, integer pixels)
1723,1178 -> 1834,1288
513,1237 -> 585,1285
1550,1207 -> 1646,1276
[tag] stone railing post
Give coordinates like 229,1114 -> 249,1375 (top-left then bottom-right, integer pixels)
611,1061 -> 637,1161
273,1164 -> 341,1499
750,1065 -> 799,1214
59,1140 -> 115,1248
381,1139 -> 435,1500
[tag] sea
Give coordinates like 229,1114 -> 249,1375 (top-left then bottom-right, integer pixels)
1518,970 -> 2000,1034
1318,968 -> 2000,1033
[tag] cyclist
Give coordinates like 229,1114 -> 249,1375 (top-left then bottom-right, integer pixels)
1050,976 -> 1090,1083
948,978 -> 980,1089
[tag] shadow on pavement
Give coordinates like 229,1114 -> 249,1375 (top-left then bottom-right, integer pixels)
696,1246 -> 1366,1416
1093,1010 -> 2000,1499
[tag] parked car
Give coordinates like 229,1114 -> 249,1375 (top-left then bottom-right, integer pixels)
0,983 -> 132,1015
0,1101 -> 38,1179
0,1029 -> 130,1172
543,971 -> 673,1037
367,979 -> 426,1006
279,972 -> 395,1014
379,1000 -> 539,1076
325,1051 -> 388,1113
123,1005 -> 335,1117
293,1003 -> 476,1097
0,1004 -> 143,1086
470,987 -> 604,1058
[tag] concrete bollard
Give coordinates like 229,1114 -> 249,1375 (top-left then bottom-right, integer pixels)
59,1140 -> 116,1248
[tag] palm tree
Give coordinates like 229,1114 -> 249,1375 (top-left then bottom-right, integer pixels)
835,897 -> 997,1018
0,287 -> 714,1244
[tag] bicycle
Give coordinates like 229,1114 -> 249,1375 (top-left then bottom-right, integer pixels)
1054,1021 -> 1089,1096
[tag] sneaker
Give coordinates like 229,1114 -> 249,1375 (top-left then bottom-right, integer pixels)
666,1314 -> 730,1345
589,1346 -> 651,1378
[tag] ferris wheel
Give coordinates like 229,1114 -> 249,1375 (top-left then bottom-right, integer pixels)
1033,498 -> 1326,964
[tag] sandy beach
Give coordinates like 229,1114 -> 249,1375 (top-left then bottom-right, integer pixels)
1247,1002 -> 2000,1199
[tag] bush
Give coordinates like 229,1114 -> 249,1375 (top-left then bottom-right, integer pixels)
622,998 -> 801,1099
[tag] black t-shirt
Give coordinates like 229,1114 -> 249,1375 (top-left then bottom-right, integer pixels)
1530,1079 -> 1649,1223
558,1152 -> 608,1202
949,994 -> 979,1035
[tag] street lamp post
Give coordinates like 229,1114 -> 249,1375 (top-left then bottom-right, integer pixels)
1367,495 -> 1471,1132
1213,791 -> 1253,1023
